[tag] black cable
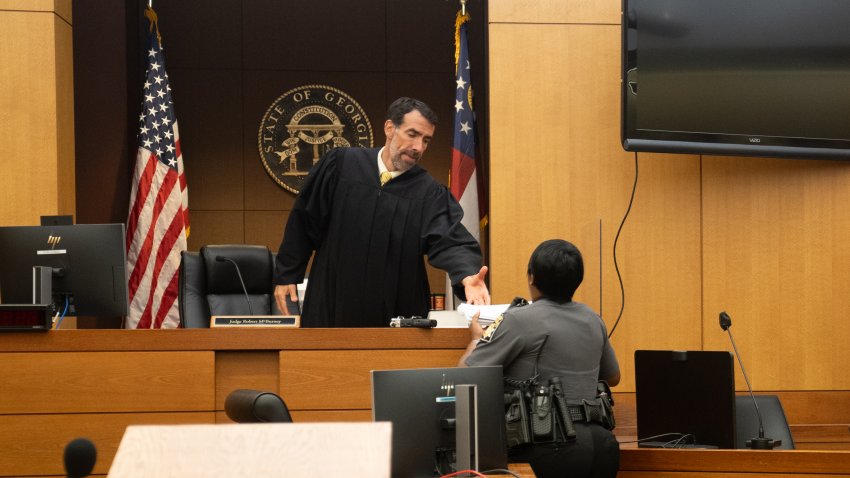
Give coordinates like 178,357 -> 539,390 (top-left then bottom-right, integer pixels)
608,152 -> 639,339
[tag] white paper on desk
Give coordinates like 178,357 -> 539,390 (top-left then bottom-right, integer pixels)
457,303 -> 512,326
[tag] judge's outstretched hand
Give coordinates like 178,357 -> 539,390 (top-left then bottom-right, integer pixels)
274,284 -> 299,315
462,266 -> 490,306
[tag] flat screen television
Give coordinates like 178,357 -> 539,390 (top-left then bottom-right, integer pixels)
371,365 -> 507,477
622,0 -> 850,160
0,224 -> 129,317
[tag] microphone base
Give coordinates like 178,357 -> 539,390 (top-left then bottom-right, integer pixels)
746,437 -> 782,449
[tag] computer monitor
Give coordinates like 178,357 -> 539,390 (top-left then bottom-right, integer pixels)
634,350 -> 737,449
371,365 -> 507,477
0,224 -> 129,317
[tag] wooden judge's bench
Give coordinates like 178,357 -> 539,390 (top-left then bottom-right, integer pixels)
0,328 -> 848,477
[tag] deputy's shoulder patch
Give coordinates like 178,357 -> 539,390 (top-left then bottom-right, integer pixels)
479,314 -> 505,343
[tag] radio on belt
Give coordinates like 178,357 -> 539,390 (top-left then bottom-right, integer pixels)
389,316 -> 437,328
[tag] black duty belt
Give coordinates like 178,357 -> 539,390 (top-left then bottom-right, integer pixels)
567,400 -> 605,425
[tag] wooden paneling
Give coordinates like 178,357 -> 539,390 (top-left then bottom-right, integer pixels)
488,21 -> 703,390
280,349 -> 464,410
702,156 -> 850,391
0,351 -> 214,413
71,0 -> 131,225
620,448 -> 850,475
0,412 -> 213,477
613,391 -> 850,449
0,8 -> 71,225
245,210 -> 287,251
0,0 -> 69,18
0,328 -> 472,352
290,409 -> 372,422
186,210 -> 244,250
489,0 -> 618,24
242,0 -> 386,72
172,68 -> 244,211
55,12 -> 75,216
147,0 -> 241,70
215,351 -> 280,410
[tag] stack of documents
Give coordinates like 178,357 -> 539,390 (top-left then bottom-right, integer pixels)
456,303 -> 512,327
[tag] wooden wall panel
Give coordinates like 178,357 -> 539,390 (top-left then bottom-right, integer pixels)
55,13 -> 75,217
488,21 -> 702,390
490,0 -> 619,24
172,68 -> 244,211
246,210 -> 287,252
0,412 -> 213,476
0,351 -> 214,413
0,7 -> 74,225
290,410 -> 373,422
280,349 -> 464,410
703,156 -> 850,390
186,210 -> 244,251
215,351 -> 280,411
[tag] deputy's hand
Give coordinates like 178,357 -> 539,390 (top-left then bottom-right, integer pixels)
274,284 -> 299,315
470,311 -> 485,341
461,266 -> 490,306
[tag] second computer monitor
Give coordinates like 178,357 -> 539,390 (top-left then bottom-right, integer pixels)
634,350 -> 737,449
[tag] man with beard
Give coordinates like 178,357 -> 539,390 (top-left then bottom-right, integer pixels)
273,97 -> 490,327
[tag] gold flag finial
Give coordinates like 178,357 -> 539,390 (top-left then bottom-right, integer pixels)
144,6 -> 162,45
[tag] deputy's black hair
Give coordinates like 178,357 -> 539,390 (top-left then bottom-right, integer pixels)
527,239 -> 584,303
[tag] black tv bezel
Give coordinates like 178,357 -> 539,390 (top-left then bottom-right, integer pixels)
620,0 -> 850,161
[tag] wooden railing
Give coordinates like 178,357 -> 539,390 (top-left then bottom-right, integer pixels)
0,328 -> 846,476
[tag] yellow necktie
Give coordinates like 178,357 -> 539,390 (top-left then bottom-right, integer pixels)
380,171 -> 393,186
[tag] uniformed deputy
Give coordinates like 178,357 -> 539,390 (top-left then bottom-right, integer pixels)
458,239 -> 621,478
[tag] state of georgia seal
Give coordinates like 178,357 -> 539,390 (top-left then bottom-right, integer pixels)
258,85 -> 374,195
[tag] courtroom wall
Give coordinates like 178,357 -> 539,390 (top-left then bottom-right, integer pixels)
0,0 -> 75,226
72,0 -> 489,292
487,0 -> 850,393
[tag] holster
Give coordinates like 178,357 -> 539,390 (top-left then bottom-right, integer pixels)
504,388 -> 532,448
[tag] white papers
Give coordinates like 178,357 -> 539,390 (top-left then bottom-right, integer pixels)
457,303 -> 512,327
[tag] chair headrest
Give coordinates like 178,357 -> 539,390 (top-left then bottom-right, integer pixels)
200,245 -> 272,294
224,389 -> 292,423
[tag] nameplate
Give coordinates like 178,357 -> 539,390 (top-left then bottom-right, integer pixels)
210,315 -> 300,328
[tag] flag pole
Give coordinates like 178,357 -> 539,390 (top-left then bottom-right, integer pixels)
460,0 -> 466,16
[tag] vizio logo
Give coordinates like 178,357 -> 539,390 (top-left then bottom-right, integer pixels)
749,137 -> 761,143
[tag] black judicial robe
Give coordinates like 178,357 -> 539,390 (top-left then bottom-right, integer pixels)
275,147 -> 483,328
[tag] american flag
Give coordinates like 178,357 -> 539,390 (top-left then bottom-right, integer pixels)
125,8 -> 189,329
450,9 -> 483,240
447,9 -> 485,309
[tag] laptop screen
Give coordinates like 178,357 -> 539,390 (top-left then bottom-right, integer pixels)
634,350 -> 737,448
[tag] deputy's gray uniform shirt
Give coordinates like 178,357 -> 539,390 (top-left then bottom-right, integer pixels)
465,298 -> 619,402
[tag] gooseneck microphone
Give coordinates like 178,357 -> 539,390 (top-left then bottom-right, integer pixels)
216,256 -> 254,315
63,437 -> 96,478
719,311 -> 781,449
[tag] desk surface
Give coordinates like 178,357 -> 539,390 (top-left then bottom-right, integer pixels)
620,447 -> 850,476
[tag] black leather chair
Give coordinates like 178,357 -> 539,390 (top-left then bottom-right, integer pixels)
224,389 -> 293,423
735,394 -> 795,449
178,244 -> 277,328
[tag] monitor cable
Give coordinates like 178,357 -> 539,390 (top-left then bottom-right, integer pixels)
608,151 -> 639,338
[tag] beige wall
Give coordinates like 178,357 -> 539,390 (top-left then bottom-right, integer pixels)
0,0 -> 74,226
488,0 -> 850,393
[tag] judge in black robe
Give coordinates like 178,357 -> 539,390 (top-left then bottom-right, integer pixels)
274,98 -> 488,327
